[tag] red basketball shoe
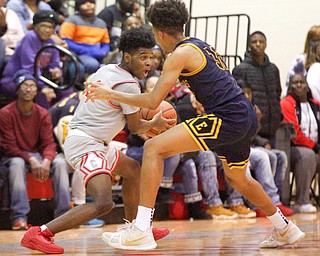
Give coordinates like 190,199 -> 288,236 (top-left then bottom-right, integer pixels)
21,226 -> 64,254
152,227 -> 170,241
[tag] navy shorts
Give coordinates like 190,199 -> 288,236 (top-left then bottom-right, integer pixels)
182,97 -> 258,169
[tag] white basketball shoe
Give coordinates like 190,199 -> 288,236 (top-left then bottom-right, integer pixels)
259,221 -> 305,248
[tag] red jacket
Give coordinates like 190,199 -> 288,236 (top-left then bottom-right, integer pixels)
281,94 -> 320,150
0,101 -> 56,162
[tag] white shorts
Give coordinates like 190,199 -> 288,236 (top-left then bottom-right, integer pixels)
64,135 -> 120,187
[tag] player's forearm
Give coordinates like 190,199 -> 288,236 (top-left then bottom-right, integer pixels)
112,90 -> 159,109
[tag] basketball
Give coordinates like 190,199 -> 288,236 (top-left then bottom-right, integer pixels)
139,101 -> 177,137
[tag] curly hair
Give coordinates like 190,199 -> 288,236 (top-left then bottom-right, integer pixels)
146,0 -> 189,36
118,26 -> 156,54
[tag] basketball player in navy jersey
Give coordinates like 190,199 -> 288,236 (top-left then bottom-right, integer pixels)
84,0 -> 305,250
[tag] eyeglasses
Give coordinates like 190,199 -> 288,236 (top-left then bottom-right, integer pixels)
20,83 -> 38,91
38,24 -> 55,31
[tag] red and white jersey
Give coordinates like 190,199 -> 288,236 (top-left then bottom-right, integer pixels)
68,64 -> 140,144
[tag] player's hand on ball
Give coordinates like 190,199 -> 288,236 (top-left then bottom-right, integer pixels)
151,110 -> 176,133
83,81 -> 112,102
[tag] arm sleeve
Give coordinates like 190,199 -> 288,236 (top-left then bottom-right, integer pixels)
114,82 -> 141,115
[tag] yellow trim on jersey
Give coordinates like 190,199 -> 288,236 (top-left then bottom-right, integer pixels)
177,43 -> 207,76
182,122 -> 204,151
219,156 -> 250,170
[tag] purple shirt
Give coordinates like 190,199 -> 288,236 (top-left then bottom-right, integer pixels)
0,30 -> 60,95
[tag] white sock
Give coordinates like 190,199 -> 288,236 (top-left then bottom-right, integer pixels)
40,225 -> 48,232
135,206 -> 155,231
267,207 -> 289,230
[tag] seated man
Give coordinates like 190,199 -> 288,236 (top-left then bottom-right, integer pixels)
0,70 -> 71,230
0,10 -> 73,109
60,0 -> 110,83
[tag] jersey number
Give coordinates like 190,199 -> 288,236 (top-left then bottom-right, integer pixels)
203,46 -> 228,71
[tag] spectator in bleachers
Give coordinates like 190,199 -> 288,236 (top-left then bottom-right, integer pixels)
249,147 -> 294,217
0,4 -> 7,74
97,0 -> 135,51
6,0 -> 54,33
306,39 -> 320,102
232,31 -> 282,147
0,69 -> 70,230
0,0 -> 24,62
46,0 -> 69,24
173,152 -> 213,220
280,73 -> 318,213
0,10 -> 73,109
241,81 -> 288,198
133,1 -> 142,20
60,0 -> 110,84
285,25 -> 320,96
105,14 -> 142,65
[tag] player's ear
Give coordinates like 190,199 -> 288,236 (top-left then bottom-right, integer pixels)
123,52 -> 131,63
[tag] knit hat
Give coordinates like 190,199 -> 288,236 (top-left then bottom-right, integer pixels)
33,10 -> 58,26
13,70 -> 37,91
75,0 -> 96,11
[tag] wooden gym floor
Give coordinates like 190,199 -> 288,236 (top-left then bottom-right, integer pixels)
1,212 -> 320,255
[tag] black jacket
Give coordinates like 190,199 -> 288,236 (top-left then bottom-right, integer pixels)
232,51 -> 283,139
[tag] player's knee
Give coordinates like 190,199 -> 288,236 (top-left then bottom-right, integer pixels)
144,139 -> 165,157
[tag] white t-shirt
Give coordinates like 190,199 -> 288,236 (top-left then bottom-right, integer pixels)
307,62 -> 320,102
300,102 -> 318,143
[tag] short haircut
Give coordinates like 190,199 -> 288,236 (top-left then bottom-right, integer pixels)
249,31 -> 267,42
146,0 -> 189,36
118,26 -> 156,54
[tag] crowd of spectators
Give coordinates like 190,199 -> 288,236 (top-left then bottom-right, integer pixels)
0,0 -> 319,230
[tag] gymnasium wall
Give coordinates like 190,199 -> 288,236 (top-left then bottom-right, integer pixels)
82,0 -> 320,95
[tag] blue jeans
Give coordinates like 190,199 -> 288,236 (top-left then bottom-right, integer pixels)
257,147 -> 287,197
4,153 -> 71,222
174,150 -> 244,205
126,145 -> 180,188
173,158 -> 202,203
249,147 -> 281,206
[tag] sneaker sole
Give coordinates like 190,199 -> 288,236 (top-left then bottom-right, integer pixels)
21,240 -> 64,254
80,224 -> 104,228
210,214 -> 238,219
238,213 -> 257,218
102,233 -> 157,250
288,231 -> 305,245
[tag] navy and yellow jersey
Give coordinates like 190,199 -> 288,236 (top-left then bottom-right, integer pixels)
48,92 -> 82,152
49,92 -> 82,128
176,37 -> 243,114
175,38 -> 258,167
